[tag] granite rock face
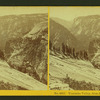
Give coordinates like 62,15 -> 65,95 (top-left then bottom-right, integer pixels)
2,14 -> 48,85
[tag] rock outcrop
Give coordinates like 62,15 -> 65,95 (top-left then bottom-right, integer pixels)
3,14 -> 48,85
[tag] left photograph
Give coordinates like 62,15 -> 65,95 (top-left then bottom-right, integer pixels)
0,7 -> 48,90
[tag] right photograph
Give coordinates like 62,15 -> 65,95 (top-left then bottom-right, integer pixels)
49,7 -> 100,90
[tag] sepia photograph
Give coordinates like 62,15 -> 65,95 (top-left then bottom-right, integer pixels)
0,7 -> 48,90
49,7 -> 100,90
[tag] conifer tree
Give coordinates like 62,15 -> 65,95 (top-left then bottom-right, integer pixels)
53,46 -> 55,53
49,41 -> 52,50
76,52 -> 79,59
84,50 -> 88,60
62,43 -> 65,55
58,47 -> 60,53
66,45 -> 69,56
0,50 -> 5,60
73,48 -> 75,58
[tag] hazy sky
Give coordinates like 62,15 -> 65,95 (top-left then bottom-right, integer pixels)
0,7 -> 48,16
50,7 -> 100,21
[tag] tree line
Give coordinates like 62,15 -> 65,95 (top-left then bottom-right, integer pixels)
50,41 -> 88,60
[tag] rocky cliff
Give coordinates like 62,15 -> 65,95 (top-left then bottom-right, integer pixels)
5,21 -> 48,84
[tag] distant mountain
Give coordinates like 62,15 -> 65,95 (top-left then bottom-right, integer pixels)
0,13 -> 47,87
51,15 -> 100,69
5,21 -> 48,84
71,15 -> 100,50
50,15 -> 100,89
71,15 -> 100,67
50,19 -> 78,50
51,17 -> 73,31
51,15 -> 100,51
0,13 -> 47,50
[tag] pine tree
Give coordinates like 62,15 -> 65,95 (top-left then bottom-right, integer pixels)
0,50 -> 5,60
62,43 -> 65,55
73,48 -> 75,58
66,45 -> 69,56
84,50 -> 88,60
79,51 -> 82,59
76,52 -> 79,59
49,41 -> 52,50
53,46 -> 55,53
69,47 -> 73,58
57,47 -> 60,53
80,51 -> 83,59
86,52 -> 88,60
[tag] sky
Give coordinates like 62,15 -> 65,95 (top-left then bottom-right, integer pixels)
0,7 -> 48,16
50,7 -> 100,21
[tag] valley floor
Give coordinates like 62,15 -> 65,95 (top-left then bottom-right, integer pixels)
0,60 -> 47,90
49,54 -> 100,90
